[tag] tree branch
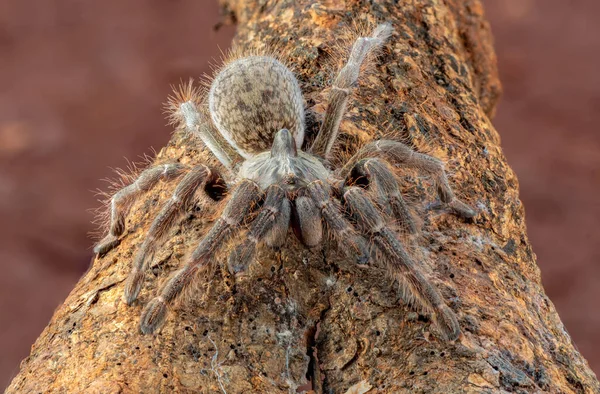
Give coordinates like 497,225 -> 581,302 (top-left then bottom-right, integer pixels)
7,0 -> 599,393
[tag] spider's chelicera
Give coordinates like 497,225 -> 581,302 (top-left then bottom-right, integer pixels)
94,23 -> 476,339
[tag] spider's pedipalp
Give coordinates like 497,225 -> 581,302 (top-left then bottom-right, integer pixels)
264,196 -> 291,249
139,179 -> 262,334
228,185 -> 289,274
94,163 -> 186,255
124,164 -> 220,305
349,158 -> 417,233
291,195 -> 323,248
310,23 -> 393,159
343,186 -> 460,341
307,180 -> 369,264
344,139 -> 477,219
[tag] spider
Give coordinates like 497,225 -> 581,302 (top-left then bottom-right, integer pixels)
94,23 -> 476,339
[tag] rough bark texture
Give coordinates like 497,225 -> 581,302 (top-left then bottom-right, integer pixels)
6,1 -> 599,393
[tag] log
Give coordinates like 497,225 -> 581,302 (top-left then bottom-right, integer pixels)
7,0 -> 599,393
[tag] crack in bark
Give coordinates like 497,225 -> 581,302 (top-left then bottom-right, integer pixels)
302,303 -> 330,393
303,321 -> 322,393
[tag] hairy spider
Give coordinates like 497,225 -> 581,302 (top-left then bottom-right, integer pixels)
94,23 -> 476,339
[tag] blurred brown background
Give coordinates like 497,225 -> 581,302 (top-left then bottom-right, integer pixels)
0,0 -> 598,387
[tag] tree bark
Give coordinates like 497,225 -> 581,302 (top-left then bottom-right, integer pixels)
7,0 -> 599,393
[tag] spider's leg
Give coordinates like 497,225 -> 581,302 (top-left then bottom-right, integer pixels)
306,180 -> 369,264
94,163 -> 186,255
124,164 -> 225,304
228,185 -> 290,274
348,158 -> 417,234
139,179 -> 261,334
342,140 -> 476,218
343,186 -> 460,341
179,99 -> 241,175
310,23 -> 392,159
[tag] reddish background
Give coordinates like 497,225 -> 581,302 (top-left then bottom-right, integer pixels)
1,0 -> 598,387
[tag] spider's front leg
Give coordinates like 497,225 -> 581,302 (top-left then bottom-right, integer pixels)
346,158 -> 417,234
94,163 -> 186,255
342,186 -> 461,341
124,164 -> 225,305
139,179 -> 261,334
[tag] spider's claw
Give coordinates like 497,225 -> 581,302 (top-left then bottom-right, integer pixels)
353,236 -> 370,265
425,199 -> 477,220
228,242 -> 256,275
123,270 -> 144,305
140,296 -> 167,335
356,253 -> 369,265
448,199 -> 477,219
433,305 -> 461,342
93,234 -> 120,255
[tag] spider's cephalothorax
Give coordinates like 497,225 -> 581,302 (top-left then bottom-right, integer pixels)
94,23 -> 476,339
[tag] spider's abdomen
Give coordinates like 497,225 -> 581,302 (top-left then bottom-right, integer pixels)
209,56 -> 305,158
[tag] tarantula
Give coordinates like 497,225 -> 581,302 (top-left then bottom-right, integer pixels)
94,23 -> 476,339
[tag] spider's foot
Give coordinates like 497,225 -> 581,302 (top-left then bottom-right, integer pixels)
433,305 -> 461,342
140,296 -> 167,335
352,236 -> 370,265
448,199 -> 477,219
356,252 -> 370,265
94,234 -> 120,255
228,242 -> 255,275
123,270 -> 144,305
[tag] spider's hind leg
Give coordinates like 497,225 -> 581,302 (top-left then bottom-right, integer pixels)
343,140 -> 476,219
310,23 -> 393,159
94,163 -> 186,255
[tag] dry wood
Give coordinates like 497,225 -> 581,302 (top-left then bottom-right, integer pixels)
6,0 -> 599,393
